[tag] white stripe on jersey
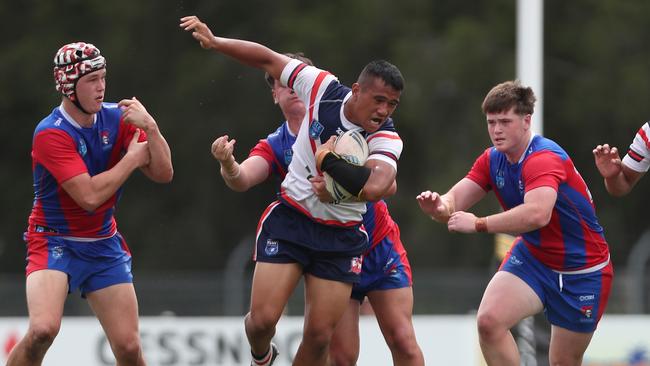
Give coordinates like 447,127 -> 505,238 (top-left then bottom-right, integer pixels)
279,59 -> 402,224
367,130 -> 402,171
622,122 -> 650,173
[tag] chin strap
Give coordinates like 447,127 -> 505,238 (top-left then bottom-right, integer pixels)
68,90 -> 91,115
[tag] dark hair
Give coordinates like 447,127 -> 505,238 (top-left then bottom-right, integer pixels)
481,80 -> 536,115
357,60 -> 404,92
265,52 -> 314,88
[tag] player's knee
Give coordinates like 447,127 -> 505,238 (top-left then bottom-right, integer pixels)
28,322 -> 60,347
329,342 -> 358,366
245,311 -> 278,335
476,311 -> 504,342
302,325 -> 333,350
383,326 -> 420,358
111,334 -> 142,363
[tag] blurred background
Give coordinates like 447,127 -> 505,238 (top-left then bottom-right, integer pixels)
1,0 -> 649,364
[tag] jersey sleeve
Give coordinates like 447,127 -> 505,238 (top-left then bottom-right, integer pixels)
621,122 -> 650,173
522,151 -> 567,192
118,119 -> 148,151
366,131 -> 402,171
249,139 -> 276,177
465,149 -> 492,191
280,59 -> 337,107
32,129 -> 88,183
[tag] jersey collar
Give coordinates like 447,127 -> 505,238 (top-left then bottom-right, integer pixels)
58,103 -> 97,129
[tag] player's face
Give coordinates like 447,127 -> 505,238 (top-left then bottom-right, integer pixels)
75,68 -> 106,114
351,77 -> 400,133
273,80 -> 305,117
486,107 -> 532,161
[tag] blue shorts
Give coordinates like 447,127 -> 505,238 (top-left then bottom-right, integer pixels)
500,241 -> 613,333
254,201 -> 369,283
351,226 -> 413,302
25,233 -> 133,297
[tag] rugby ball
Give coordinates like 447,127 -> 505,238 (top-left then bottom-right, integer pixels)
324,129 -> 369,202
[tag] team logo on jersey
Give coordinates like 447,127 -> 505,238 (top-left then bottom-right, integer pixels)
265,239 -> 279,256
309,120 -> 324,139
496,170 -> 505,189
284,149 -> 293,165
581,305 -> 593,319
349,256 -> 363,274
78,139 -> 87,157
101,130 -> 113,151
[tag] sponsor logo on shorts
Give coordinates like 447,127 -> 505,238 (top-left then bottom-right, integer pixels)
509,255 -> 523,266
51,246 -> 64,259
309,120 -> 324,139
579,294 -> 595,302
265,239 -> 279,256
350,256 -> 363,274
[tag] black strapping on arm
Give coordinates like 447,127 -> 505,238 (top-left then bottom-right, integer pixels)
321,152 -> 371,196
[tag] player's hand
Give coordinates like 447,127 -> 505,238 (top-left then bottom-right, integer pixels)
447,211 -> 477,233
126,129 -> 150,167
180,16 -> 217,50
310,175 -> 334,202
416,190 -> 453,223
119,97 -> 156,132
593,144 -> 623,179
315,136 -> 337,170
211,135 -> 236,163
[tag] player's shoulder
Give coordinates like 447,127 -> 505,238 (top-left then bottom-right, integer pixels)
34,107 -> 70,136
529,135 -> 568,160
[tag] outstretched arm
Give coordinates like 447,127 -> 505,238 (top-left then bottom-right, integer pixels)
416,178 -> 486,223
446,186 -> 556,234
180,15 -> 291,83
211,135 -> 271,192
593,143 -> 644,196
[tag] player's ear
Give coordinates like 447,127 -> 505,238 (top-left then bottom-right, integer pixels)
351,83 -> 361,99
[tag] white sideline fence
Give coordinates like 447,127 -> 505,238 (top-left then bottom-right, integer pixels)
0,315 -> 647,365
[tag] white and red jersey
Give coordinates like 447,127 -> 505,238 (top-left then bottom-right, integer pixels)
622,122 -> 650,173
278,59 -> 403,226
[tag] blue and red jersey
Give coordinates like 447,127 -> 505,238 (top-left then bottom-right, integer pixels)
26,103 -> 145,239
466,134 -> 609,271
249,122 -> 396,250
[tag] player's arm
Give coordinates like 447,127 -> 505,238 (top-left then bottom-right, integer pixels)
212,135 -> 271,192
417,178 -> 487,223
119,98 -> 173,183
593,143 -> 644,196
180,15 -> 290,83
61,131 -> 150,212
448,186 -> 556,234
358,159 -> 396,201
